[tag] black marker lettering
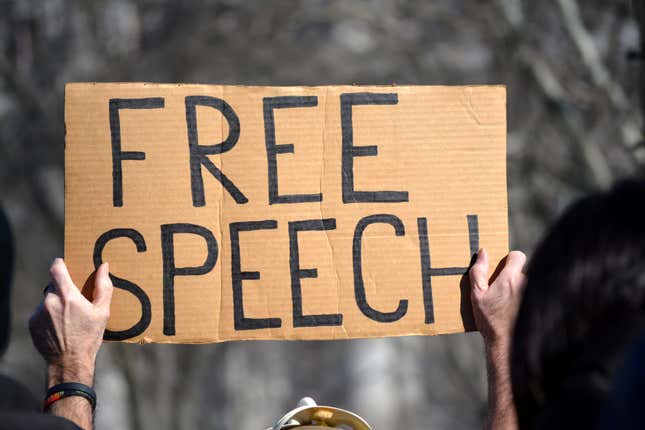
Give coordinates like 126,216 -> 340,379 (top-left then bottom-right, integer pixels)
161,223 -> 218,336
109,98 -> 164,207
288,219 -> 342,327
417,215 -> 479,324
353,214 -> 408,322
230,220 -> 282,330
186,96 -> 247,206
340,93 -> 408,204
263,96 -> 322,205
93,228 -> 151,340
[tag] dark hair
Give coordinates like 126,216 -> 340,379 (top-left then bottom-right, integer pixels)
511,178 -> 645,429
0,206 -> 13,356
599,328 -> 645,429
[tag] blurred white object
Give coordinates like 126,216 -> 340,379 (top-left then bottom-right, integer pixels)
268,397 -> 372,430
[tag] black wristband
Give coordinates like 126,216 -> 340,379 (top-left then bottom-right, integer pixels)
44,382 -> 97,411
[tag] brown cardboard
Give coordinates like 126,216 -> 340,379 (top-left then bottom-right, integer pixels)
64,83 -> 508,344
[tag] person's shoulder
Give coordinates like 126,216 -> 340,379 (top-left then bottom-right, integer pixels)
0,411 -> 82,430
0,374 -> 39,412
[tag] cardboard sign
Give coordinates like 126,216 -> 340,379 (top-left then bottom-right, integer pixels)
65,83 -> 508,344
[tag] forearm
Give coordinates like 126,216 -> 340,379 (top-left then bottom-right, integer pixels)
484,342 -> 517,430
46,362 -> 95,430
30,259 -> 111,430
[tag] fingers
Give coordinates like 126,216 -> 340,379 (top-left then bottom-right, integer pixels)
92,262 -> 113,310
493,250 -> 527,291
49,258 -> 76,297
43,283 -> 54,297
504,250 -> 527,274
469,248 -> 489,293
516,272 -> 527,293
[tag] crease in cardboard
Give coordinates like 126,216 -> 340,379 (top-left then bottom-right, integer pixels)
459,87 -> 482,126
320,87 -> 346,339
217,84 -> 225,343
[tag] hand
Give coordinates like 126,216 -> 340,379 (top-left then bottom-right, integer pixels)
469,249 -> 526,349
470,249 -> 526,430
29,259 -> 113,387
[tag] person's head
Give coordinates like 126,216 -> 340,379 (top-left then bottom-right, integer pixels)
511,178 -> 645,428
0,206 -> 13,357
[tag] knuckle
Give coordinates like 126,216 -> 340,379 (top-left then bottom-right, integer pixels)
471,288 -> 484,302
63,292 -> 78,305
471,282 -> 485,292
49,260 -> 64,277
500,270 -> 511,280
101,284 -> 115,298
43,294 -> 58,310
508,250 -> 527,266
494,277 -> 513,293
469,264 -> 483,279
64,294 -> 85,311
508,250 -> 525,258
511,275 -> 526,292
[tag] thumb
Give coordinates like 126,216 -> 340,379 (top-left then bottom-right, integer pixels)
469,248 -> 490,293
93,262 -> 114,309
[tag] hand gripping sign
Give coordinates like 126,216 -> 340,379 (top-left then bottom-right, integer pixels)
65,83 -> 508,344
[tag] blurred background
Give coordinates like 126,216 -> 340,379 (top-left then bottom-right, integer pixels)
0,0 -> 643,429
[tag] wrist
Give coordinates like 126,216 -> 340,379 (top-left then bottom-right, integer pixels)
484,337 -> 510,354
47,360 -> 95,388
484,338 -> 512,382
482,326 -> 512,353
